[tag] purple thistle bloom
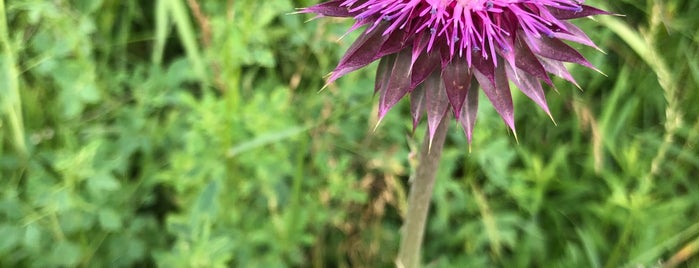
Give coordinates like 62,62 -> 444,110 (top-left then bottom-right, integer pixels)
300,0 -> 609,143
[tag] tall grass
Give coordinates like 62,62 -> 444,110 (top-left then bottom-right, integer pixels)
0,0 -> 697,267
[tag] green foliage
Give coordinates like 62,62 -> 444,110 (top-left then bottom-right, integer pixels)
1,0 -> 698,267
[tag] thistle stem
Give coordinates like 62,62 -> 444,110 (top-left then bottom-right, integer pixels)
397,114 -> 450,268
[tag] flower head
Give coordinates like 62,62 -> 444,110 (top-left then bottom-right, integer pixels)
301,0 -> 609,143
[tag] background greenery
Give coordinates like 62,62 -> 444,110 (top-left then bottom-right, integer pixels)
1,0 -> 698,267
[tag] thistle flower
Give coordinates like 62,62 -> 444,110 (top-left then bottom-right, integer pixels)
301,0 -> 608,143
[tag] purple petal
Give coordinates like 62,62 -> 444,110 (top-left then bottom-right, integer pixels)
548,5 -> 611,20
459,78 -> 479,144
298,0 -> 354,18
526,35 -> 596,70
473,56 -> 516,133
377,29 -> 412,58
495,12 -> 519,78
410,49 -> 441,89
538,57 -> 579,88
347,15 -> 379,33
374,54 -> 393,95
438,39 -> 452,68
442,56 -> 471,118
411,33 -> 430,66
409,33 -> 439,87
505,64 -> 552,118
424,70 -> 449,144
410,84 -> 426,132
552,21 -> 600,49
378,49 -> 413,120
327,23 -> 390,84
513,33 -> 553,86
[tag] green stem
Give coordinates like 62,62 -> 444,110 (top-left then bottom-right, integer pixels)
397,114 -> 450,268
0,0 -> 27,157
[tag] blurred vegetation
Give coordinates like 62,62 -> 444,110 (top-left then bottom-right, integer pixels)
0,0 -> 698,267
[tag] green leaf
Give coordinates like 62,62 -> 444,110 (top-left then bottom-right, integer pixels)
0,224 -> 20,254
98,208 -> 123,231
49,240 -> 83,267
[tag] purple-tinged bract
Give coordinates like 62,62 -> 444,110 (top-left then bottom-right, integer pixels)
300,0 -> 609,143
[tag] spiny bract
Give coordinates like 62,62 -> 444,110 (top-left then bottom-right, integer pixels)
300,0 -> 609,143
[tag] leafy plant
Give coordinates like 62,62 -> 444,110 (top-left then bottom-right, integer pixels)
0,0 -> 697,267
